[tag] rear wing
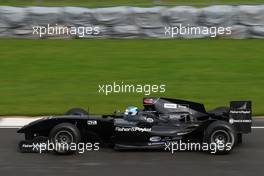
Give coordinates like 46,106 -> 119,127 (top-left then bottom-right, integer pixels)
229,101 -> 252,133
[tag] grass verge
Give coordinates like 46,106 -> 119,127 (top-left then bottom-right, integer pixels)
0,38 -> 263,115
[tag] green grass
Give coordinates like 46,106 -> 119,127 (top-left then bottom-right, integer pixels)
0,0 -> 264,7
0,39 -> 263,116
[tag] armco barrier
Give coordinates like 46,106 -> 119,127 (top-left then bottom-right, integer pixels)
0,5 -> 264,38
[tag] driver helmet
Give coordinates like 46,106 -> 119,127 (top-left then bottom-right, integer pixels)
124,106 -> 139,116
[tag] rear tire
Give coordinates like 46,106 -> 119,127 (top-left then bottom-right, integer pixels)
65,108 -> 88,116
49,123 -> 81,154
204,121 -> 237,154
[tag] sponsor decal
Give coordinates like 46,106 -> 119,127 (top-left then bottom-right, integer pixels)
22,144 -> 34,148
149,136 -> 161,142
164,103 -> 177,109
164,103 -> 187,109
229,118 -> 252,124
178,104 -> 187,109
87,120 -> 97,125
148,142 -> 165,146
146,118 -> 154,123
230,110 -> 251,114
115,127 -> 151,132
229,118 -> 234,124
176,132 -> 189,135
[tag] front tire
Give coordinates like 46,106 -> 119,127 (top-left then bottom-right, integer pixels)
49,123 -> 81,154
204,121 -> 237,154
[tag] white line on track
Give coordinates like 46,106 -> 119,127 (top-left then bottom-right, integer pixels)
0,126 -> 21,129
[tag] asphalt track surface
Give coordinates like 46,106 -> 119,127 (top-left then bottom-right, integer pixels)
0,119 -> 264,176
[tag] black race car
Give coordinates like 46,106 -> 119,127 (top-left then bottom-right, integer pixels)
17,97 -> 252,154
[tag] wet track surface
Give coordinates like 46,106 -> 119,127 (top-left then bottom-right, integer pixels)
0,119 -> 263,176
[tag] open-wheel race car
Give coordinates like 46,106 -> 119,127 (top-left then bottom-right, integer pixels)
17,97 -> 252,154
